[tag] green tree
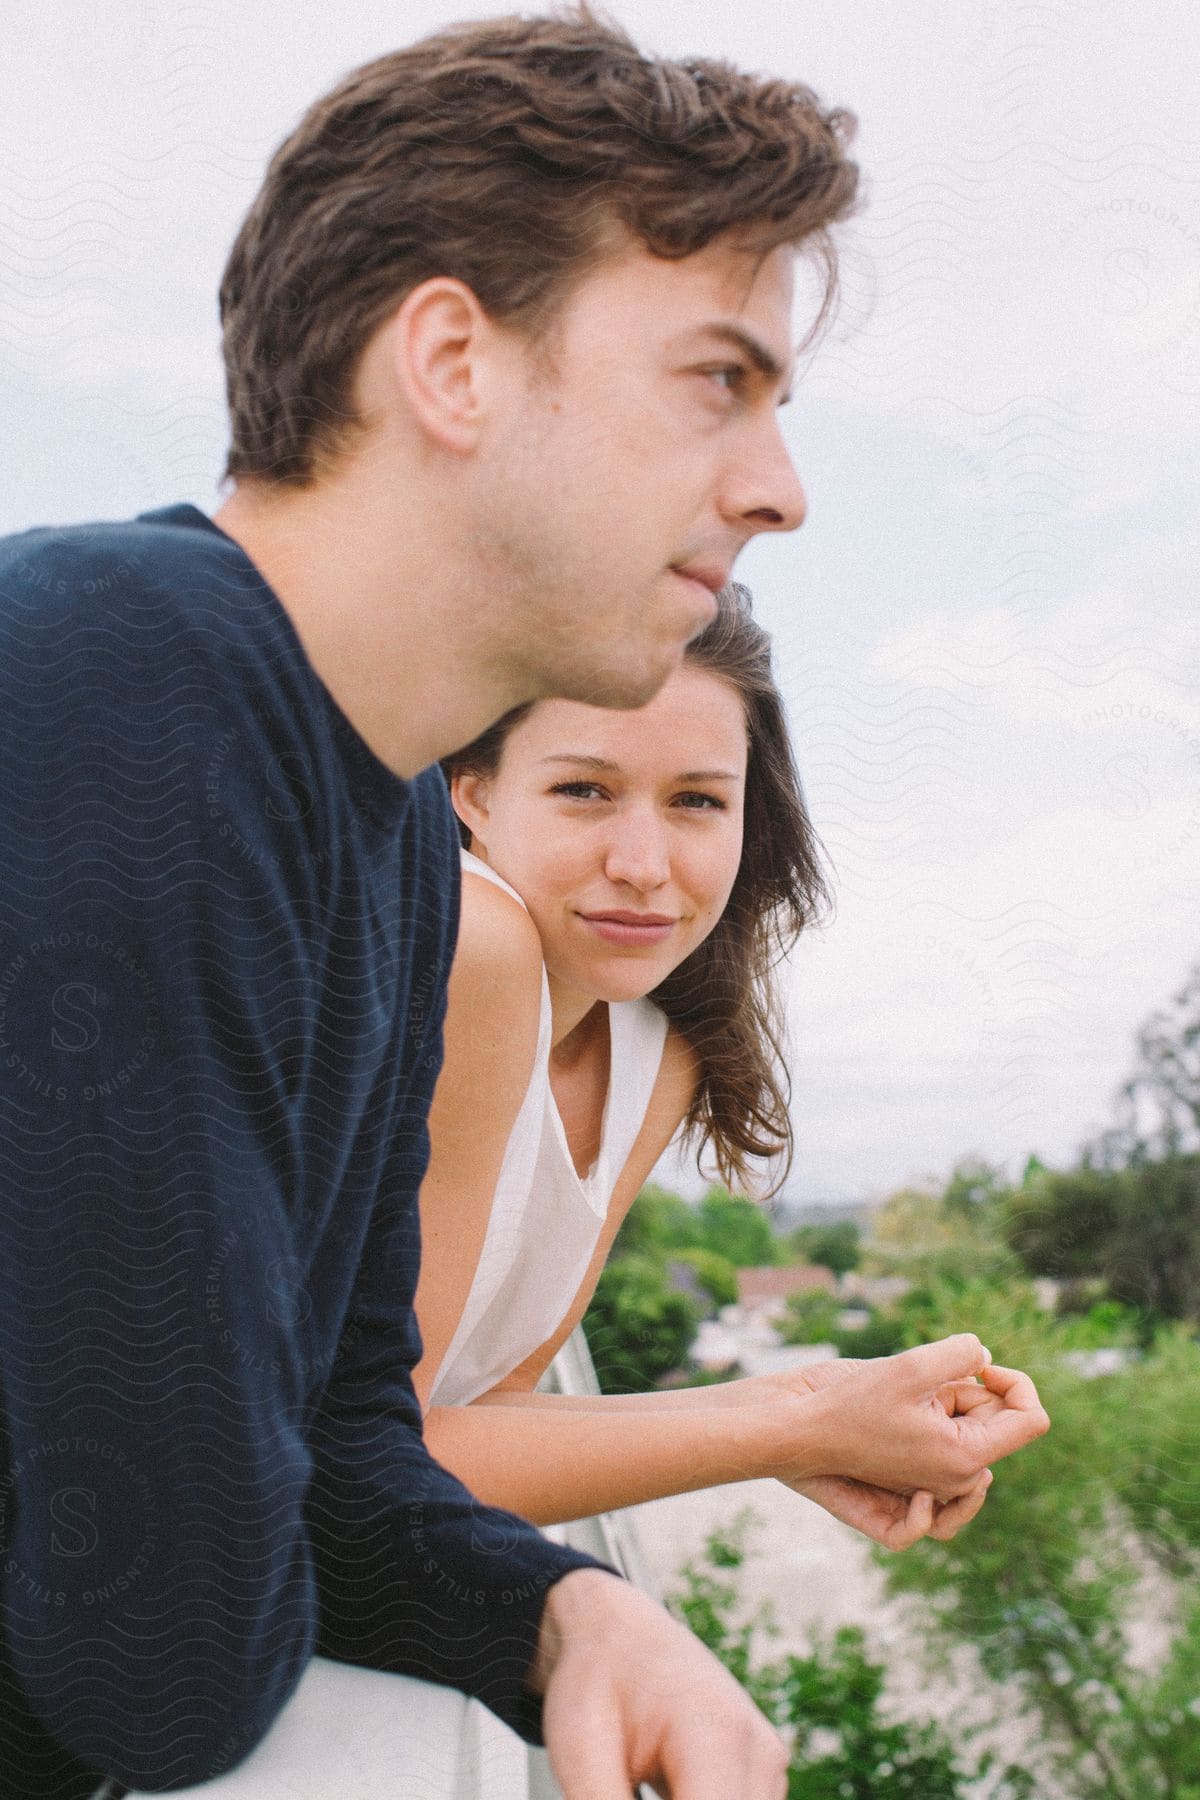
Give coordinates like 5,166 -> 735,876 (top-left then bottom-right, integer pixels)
1003,1166 -> 1122,1281
778,1290 -> 841,1346
878,1284 -> 1200,1799
869,1173 -> 1019,1292
1103,1156 -> 1200,1322
831,1309 -> 908,1359
1004,1156 -> 1200,1324
696,1184 -> 781,1267
669,1245 -> 739,1311
1095,960 -> 1200,1166
580,1254 -> 700,1394
941,1156 -> 1010,1220
613,1183 -> 705,1258
787,1219 -> 861,1277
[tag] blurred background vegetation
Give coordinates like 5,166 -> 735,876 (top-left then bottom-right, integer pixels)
582,960 -> 1200,1797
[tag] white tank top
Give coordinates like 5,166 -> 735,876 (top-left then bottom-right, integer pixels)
428,849 -> 670,1408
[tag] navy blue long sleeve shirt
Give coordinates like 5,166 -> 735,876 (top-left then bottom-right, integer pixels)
0,505 -> 605,1797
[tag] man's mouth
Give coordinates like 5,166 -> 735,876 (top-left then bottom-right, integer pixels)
670,561 -> 730,598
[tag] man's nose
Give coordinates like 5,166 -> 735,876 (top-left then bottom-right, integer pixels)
724,419 -> 807,534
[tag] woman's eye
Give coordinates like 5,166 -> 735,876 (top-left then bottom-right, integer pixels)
675,791 -> 725,811
707,365 -> 746,393
550,781 -> 607,801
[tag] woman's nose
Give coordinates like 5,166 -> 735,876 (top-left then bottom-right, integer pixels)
604,813 -> 671,890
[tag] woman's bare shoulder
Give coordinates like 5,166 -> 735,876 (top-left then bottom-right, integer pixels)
452,864 -> 544,1002
432,867 -> 544,1126
413,869 -> 545,1406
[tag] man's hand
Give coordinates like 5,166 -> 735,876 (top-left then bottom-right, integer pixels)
761,1334 -> 1049,1506
532,1569 -> 788,1800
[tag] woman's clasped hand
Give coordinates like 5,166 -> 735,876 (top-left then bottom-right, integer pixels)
751,1333 -> 1050,1549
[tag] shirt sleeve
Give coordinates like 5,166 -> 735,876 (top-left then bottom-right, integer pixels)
0,569 -> 318,1790
304,1103 -> 607,1745
303,767 -> 609,1745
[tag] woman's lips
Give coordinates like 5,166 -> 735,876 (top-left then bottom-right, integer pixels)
579,914 -> 676,947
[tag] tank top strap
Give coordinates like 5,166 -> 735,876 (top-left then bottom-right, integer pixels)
598,997 -> 670,1184
461,843 -> 669,1194
460,846 -> 530,912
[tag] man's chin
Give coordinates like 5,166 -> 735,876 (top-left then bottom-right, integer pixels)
570,646 -> 682,712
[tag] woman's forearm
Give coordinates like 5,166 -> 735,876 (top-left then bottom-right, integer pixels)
423,1338 -> 1047,1524
473,1379 -> 756,1414
423,1387 -> 797,1524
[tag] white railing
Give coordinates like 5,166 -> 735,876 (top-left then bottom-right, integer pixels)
528,1329 -> 660,1800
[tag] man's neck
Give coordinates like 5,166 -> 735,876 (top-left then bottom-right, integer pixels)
212,478 -> 522,780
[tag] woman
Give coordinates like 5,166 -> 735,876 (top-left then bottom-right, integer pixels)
413,587 -> 1014,1537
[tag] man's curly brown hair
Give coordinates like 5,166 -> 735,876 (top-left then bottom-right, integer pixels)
219,6 -> 858,488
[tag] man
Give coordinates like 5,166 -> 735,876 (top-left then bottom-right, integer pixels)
0,11 -> 1046,1797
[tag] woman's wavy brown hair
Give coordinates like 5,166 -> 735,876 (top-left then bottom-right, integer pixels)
442,586 -> 829,1198
219,6 -> 858,487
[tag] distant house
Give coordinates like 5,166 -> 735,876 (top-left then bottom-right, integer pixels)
736,1264 -> 837,1324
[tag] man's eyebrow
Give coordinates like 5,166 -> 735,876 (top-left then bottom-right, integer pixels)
697,323 -> 795,404
539,753 -> 741,781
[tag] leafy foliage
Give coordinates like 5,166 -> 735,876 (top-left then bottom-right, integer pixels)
695,1184 -> 783,1267
777,1289 -> 842,1346
877,1284 -> 1200,1799
1004,1157 -> 1200,1324
580,1254 -> 700,1394
830,1309 -> 909,1359
588,1184 -> 782,1389
785,1219 -> 862,1277
779,1285 -> 943,1358
1094,960 -> 1200,1166
668,1513 -> 988,1799
868,1165 -> 1020,1291
613,1182 -> 781,1267
612,1183 -> 705,1259
668,1244 -> 739,1310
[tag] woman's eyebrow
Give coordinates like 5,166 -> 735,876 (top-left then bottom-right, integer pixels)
538,753 -> 740,781
538,753 -> 621,771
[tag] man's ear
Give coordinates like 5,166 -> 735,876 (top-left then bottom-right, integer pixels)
383,277 -> 505,454
450,771 -> 491,849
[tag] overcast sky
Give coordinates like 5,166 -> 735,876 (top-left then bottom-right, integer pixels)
4,1 -> 1198,1205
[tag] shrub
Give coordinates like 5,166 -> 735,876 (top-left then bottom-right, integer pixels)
788,1219 -> 862,1277
668,1512 -> 989,1798
778,1290 -> 841,1346
670,1245 -> 740,1310
581,1254 -> 700,1394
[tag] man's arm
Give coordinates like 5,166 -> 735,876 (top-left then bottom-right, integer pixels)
0,785 -> 359,1791
0,544 -> 604,1787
